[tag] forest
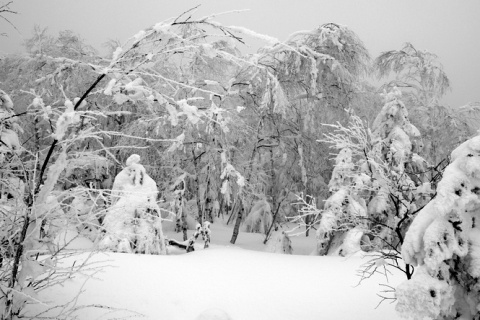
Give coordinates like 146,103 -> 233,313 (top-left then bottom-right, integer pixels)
1,4 -> 480,320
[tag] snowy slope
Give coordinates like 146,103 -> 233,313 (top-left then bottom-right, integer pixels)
28,224 -> 404,320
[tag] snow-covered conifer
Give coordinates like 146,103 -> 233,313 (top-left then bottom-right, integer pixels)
100,154 -> 166,254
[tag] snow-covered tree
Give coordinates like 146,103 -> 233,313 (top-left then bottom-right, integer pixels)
0,89 -> 110,318
396,133 -> 480,319
375,43 -> 479,170
313,88 -> 429,266
100,154 -> 166,254
24,26 -> 97,60
228,23 -> 372,244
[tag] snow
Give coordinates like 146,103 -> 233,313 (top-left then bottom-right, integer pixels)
396,266 -> 455,319
226,25 -> 279,46
28,222 -> 404,320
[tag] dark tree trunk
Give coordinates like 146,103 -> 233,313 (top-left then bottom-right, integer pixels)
230,202 -> 244,244
192,148 -> 203,226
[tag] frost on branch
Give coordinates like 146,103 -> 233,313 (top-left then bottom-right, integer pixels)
100,154 -> 166,254
397,133 -> 480,319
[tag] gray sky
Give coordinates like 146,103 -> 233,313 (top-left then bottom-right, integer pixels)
1,0 -> 479,107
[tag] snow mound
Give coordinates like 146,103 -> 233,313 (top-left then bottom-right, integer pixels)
195,308 -> 232,320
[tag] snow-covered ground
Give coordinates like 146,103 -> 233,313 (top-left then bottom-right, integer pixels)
30,223 -> 404,320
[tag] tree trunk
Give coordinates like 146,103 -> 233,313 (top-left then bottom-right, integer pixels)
191,148 -> 203,226
230,201 -> 244,244
264,201 -> 282,244
204,166 -> 213,222
5,205 -> 31,319
228,118 -> 263,239
180,193 -> 188,241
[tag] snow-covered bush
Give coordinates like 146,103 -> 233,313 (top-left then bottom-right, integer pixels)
100,154 -> 166,254
315,148 -> 367,256
244,198 -> 273,234
266,230 -> 293,254
0,90 -> 107,318
396,133 -> 480,319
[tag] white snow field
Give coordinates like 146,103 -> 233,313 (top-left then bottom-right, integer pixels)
29,223 -> 404,320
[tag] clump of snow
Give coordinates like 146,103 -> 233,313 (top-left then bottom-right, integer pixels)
227,25 -> 279,46
396,266 -> 455,319
334,226 -> 364,257
133,30 -> 146,42
104,78 -> 116,95
167,132 -> 185,153
166,103 -> 179,126
0,90 -> 14,111
112,47 -> 122,61
52,99 -> 80,141
0,90 -> 22,158
73,97 -> 87,109
125,153 -> 140,166
177,99 -> 202,124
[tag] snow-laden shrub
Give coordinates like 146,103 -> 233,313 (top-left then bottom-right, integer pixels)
397,133 -> 480,319
266,230 -> 293,254
244,198 -> 273,234
99,154 -> 166,254
315,151 -> 367,256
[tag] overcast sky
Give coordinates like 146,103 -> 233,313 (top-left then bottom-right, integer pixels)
1,0 -> 479,107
